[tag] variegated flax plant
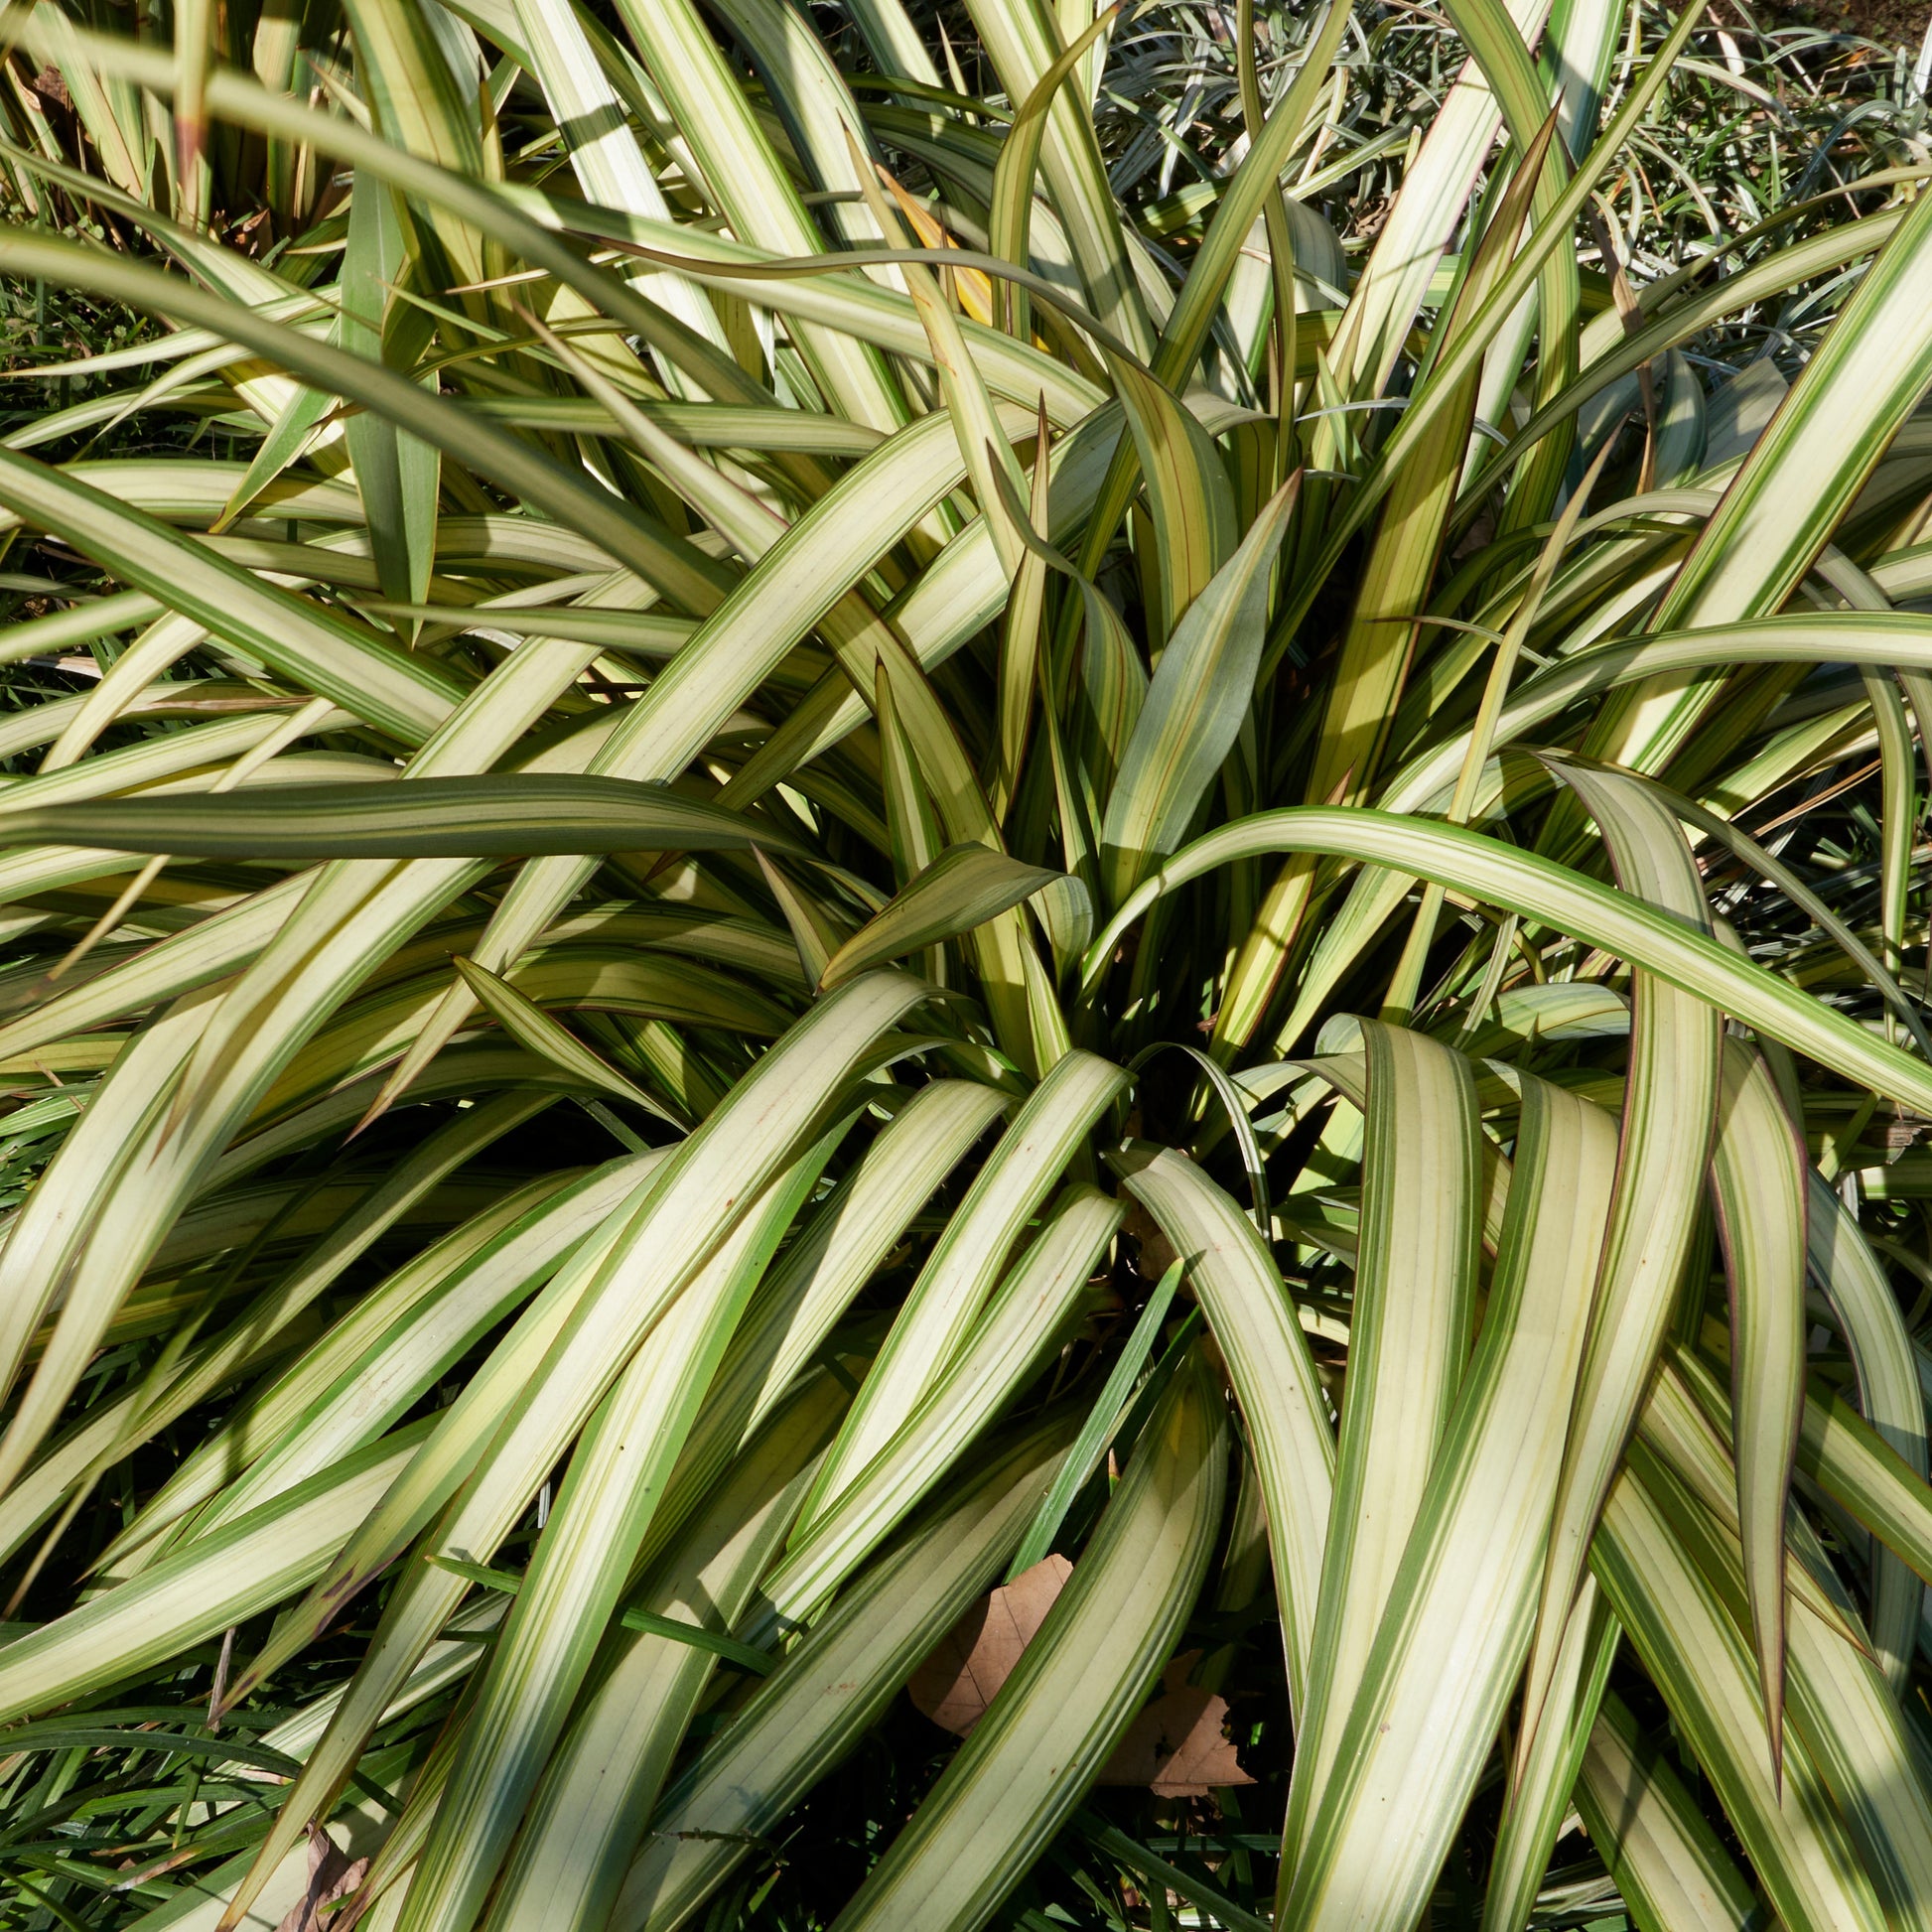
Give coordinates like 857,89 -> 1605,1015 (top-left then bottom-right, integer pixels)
5,0 -> 1932,1927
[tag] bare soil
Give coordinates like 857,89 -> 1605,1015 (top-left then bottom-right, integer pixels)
1772,0 -> 1928,50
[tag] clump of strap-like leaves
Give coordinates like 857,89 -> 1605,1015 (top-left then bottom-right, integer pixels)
3,2 -> 1932,1931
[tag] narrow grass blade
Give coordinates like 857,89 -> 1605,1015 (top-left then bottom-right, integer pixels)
1006,1256 -> 1183,1579
0,1424 -> 430,1724
453,957 -> 674,1121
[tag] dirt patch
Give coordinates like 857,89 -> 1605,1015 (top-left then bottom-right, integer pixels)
1769,0 -> 1928,50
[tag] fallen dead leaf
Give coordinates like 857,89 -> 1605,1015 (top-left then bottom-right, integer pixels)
906,1554 -> 1072,1736
273,1826 -> 369,1932
1100,1652 -> 1254,1795
909,1581 -> 1252,1792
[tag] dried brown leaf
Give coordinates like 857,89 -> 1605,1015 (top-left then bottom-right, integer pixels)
1100,1652 -> 1254,1794
911,1586 -> 1251,1792
906,1554 -> 1073,1736
272,1827 -> 368,1932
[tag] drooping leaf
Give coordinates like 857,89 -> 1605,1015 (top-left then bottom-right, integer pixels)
0,775 -> 811,860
